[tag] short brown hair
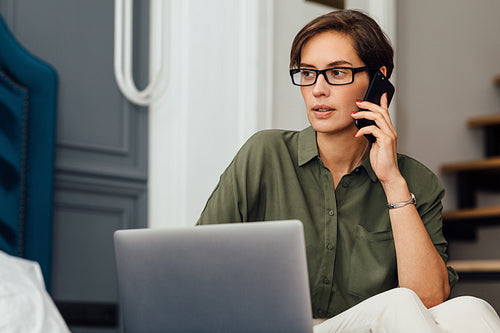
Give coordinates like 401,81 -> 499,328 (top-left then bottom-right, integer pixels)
290,10 -> 394,78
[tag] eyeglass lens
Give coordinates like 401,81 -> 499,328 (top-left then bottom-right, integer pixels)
292,67 -> 355,86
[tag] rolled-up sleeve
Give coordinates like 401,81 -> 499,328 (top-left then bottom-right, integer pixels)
401,156 -> 459,290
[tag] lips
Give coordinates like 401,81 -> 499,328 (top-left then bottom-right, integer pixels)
313,105 -> 335,112
312,105 -> 335,118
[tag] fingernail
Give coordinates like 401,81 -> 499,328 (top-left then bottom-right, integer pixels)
351,111 -> 358,114
356,99 -> 363,103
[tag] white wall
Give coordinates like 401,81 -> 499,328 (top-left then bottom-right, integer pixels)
149,0 -> 275,228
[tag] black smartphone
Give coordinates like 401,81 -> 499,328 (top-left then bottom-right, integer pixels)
355,70 -> 395,143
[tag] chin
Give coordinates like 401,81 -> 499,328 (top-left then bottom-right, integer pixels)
309,119 -> 356,136
311,124 -> 339,135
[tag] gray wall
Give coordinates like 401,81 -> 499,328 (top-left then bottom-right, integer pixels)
396,0 -> 500,181
396,0 -> 500,309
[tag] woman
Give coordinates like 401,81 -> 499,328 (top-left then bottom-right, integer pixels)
197,9 -> 500,332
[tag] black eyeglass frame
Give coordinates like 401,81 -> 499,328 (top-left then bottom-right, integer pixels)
289,66 -> 371,86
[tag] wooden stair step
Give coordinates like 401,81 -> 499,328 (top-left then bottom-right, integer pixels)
494,74 -> 500,86
468,114 -> 500,128
440,157 -> 500,173
443,206 -> 500,221
448,259 -> 500,273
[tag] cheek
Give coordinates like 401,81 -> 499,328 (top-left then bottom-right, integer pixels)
300,87 -> 312,107
347,85 -> 367,101
337,87 -> 366,115
354,76 -> 370,100
300,87 -> 307,100
337,87 -> 364,109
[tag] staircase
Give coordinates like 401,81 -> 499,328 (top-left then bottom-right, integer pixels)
440,90 -> 500,278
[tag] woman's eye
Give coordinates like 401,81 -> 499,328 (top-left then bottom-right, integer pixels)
301,70 -> 315,79
331,69 -> 347,77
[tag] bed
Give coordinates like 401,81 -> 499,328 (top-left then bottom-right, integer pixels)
0,13 -> 68,332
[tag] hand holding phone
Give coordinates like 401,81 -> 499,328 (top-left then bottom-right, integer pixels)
355,70 -> 395,143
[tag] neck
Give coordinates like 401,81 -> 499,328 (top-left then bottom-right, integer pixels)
317,131 -> 370,176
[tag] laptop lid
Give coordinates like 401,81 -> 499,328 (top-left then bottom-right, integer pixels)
114,220 -> 313,332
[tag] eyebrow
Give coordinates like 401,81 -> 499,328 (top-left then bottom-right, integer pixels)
299,60 -> 353,68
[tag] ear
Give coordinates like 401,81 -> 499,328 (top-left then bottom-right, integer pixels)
379,66 -> 388,77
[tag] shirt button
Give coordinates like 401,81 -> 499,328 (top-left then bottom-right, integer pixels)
323,276 -> 330,284
342,182 -> 350,188
326,243 -> 334,250
328,209 -> 335,216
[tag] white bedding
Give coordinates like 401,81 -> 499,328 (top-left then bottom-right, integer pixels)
0,251 -> 70,332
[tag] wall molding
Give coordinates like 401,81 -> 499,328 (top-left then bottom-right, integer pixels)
2,0 -> 149,183
57,101 -> 135,156
55,172 -> 148,204
55,103 -> 148,181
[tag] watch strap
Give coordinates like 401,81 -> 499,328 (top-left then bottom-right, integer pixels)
387,192 -> 416,210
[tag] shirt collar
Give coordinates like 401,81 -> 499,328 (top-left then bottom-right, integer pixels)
298,126 -> 318,166
359,154 -> 378,182
298,126 -> 379,183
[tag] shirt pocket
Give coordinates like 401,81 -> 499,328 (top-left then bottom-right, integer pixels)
347,225 -> 397,299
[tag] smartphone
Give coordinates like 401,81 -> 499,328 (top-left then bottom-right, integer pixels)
355,70 -> 395,143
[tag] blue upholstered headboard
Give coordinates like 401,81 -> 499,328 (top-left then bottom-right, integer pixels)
0,14 -> 58,290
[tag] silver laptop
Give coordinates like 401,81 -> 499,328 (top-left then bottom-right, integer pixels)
114,220 -> 313,332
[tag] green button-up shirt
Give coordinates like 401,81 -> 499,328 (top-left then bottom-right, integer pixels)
197,126 -> 458,318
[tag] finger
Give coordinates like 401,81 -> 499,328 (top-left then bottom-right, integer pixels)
378,93 -> 393,125
355,125 -> 395,146
352,109 -> 392,134
378,93 -> 397,135
380,92 -> 389,110
355,99 -> 377,111
354,125 -> 381,142
355,99 -> 389,119
355,98 -> 395,135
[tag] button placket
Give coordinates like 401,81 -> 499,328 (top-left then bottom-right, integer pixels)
317,163 -> 337,314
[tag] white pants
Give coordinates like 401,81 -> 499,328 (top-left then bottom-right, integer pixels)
313,288 -> 500,333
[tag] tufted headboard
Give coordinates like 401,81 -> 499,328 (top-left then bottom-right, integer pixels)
0,14 -> 58,290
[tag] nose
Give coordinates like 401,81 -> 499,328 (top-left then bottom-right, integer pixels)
312,72 -> 330,97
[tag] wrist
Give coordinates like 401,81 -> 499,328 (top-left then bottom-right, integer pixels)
380,173 -> 406,190
381,175 -> 410,203
387,192 -> 416,210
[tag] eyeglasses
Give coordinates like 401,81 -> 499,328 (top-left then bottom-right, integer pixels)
290,66 -> 369,86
